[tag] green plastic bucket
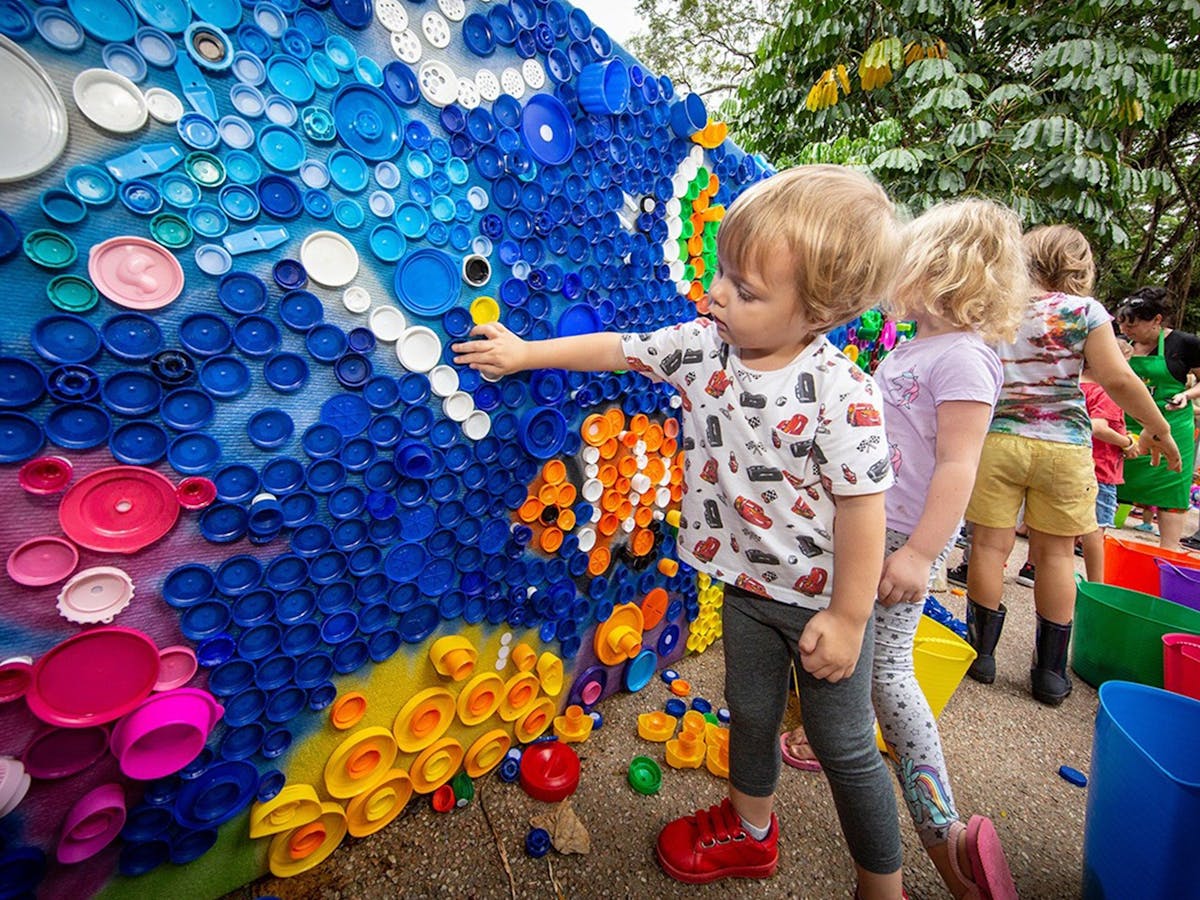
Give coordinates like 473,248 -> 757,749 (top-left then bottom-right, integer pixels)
1072,579 -> 1200,688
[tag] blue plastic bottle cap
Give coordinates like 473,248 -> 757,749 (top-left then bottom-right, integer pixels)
230,83 -> 266,117
266,53 -> 314,103
36,7 -> 86,51
272,258 -> 307,290
168,432 -> 221,474
1058,765 -> 1087,787
392,249 -> 460,316
278,289 -> 324,332
0,357 -> 46,409
178,112 -> 220,150
231,315 -> 280,358
302,422 -> 343,459
101,370 -> 162,416
305,323 -> 348,363
248,408 -> 294,449
44,403 -> 110,450
216,271 -> 267,316
199,356 -> 250,399
194,243 -> 233,276
334,353 -> 371,390
108,420 -> 167,465
178,313 -> 233,358
257,174 -> 303,218
218,183 -> 259,221
263,353 -> 309,393
320,394 -> 371,437
0,413 -> 43,463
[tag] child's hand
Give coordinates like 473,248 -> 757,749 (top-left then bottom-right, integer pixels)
797,609 -> 865,682
876,544 -> 932,607
451,323 -> 529,378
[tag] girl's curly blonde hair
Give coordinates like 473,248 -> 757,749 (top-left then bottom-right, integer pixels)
1022,224 -> 1096,297
889,198 -> 1030,343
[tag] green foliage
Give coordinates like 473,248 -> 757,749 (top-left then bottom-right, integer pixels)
732,0 -> 1200,324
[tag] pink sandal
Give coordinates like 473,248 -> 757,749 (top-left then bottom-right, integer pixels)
947,816 -> 1019,900
779,732 -> 822,772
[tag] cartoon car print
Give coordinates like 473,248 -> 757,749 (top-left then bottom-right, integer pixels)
795,372 -> 816,403
793,567 -> 829,596
662,348 -> 683,375
680,389 -> 692,412
846,403 -> 881,426
745,548 -> 781,565
683,348 -> 705,365
625,356 -> 655,376
735,573 -> 769,596
791,495 -> 815,519
728,452 -> 739,473
735,496 -> 772,529
706,415 -> 723,447
795,535 -> 823,558
739,391 -> 766,408
841,463 -> 858,485
700,458 -> 719,484
747,465 -> 783,482
867,457 -> 890,483
693,536 -> 720,563
776,413 -> 809,435
783,470 -> 804,489
703,499 -> 723,528
788,439 -> 813,459
805,485 -> 820,501
706,370 -> 732,397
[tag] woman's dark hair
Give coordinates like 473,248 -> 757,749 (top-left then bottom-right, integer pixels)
1116,286 -> 1171,322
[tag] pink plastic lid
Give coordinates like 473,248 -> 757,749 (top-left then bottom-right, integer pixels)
110,688 -> 223,780
88,236 -> 184,310
881,319 -> 897,351
58,783 -> 126,864
176,476 -> 217,510
154,645 -> 198,691
18,456 -> 74,494
6,535 -> 79,586
27,626 -> 160,727
22,724 -> 110,779
56,565 -> 135,624
58,466 -> 179,554
0,758 -> 31,818
0,658 -> 33,704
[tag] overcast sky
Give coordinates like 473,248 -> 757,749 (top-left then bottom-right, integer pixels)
569,0 -> 648,45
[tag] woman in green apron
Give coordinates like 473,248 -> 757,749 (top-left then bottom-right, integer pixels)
1116,288 -> 1200,551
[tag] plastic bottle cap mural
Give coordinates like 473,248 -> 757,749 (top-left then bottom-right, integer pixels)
0,4 -> 908,896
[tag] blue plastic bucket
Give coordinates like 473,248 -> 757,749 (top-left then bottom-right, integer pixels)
1084,681 -> 1200,898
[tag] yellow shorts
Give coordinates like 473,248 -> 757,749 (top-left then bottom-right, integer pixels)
965,433 -> 1098,536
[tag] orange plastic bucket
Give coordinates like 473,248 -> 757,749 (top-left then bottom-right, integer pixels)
1102,534 -> 1200,595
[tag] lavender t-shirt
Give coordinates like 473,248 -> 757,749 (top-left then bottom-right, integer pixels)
875,331 -> 1003,534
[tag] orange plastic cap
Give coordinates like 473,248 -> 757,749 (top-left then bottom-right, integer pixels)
641,587 -> 669,630
669,678 -> 691,697
330,692 -> 368,730
588,546 -> 611,575
518,498 -> 543,523
539,526 -> 563,554
542,459 -> 566,484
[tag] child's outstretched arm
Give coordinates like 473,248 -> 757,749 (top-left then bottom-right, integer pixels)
877,400 -> 993,606
798,491 -> 884,682
451,322 -> 627,379
1084,325 -> 1182,471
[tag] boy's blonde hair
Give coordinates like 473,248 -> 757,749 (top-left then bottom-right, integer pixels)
717,165 -> 901,331
890,198 -> 1029,343
1022,224 -> 1095,297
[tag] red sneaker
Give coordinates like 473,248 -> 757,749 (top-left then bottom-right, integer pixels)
655,798 -> 778,884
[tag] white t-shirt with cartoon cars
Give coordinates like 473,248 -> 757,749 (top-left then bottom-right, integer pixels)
621,318 -> 893,610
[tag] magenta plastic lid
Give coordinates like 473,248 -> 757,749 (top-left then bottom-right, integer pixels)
155,645 -> 198,691
88,236 -> 185,310
22,724 -> 110,779
7,535 -> 79,586
58,783 -> 126,864
176,475 -> 217,510
0,658 -> 33,704
59,465 -> 180,554
18,456 -> 74,494
110,688 -> 223,780
27,626 -> 160,727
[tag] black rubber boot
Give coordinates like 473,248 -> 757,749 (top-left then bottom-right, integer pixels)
1031,615 -> 1073,706
966,599 -> 1006,684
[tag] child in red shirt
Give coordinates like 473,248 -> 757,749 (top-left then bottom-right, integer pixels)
1080,362 -> 1136,580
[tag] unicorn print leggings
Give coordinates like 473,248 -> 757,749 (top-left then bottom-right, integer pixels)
872,529 -> 960,848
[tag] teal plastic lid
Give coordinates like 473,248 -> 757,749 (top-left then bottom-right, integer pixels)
150,213 -> 193,248
46,275 -> 99,312
23,229 -> 76,269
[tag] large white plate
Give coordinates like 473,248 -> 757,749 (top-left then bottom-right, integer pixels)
0,35 -> 69,183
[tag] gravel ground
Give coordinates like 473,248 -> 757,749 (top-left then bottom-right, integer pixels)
231,524 -> 1186,900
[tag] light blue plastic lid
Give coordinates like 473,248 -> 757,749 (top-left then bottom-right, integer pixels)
257,124 -> 305,171
35,7 -> 86,51
369,223 -> 405,262
254,1 -> 287,38
328,149 -> 369,192
333,199 -> 364,229
68,0 -> 138,42
189,203 -> 228,238
264,94 -> 299,128
331,83 -> 403,161
194,243 -> 232,276
103,41 -> 149,82
230,83 -> 266,117
190,0 -> 241,29
394,201 -> 428,239
179,112 -> 221,149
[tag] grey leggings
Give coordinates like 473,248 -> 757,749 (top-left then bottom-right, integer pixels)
722,584 -> 903,875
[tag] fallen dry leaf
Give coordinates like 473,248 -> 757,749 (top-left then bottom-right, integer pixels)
530,800 -> 591,855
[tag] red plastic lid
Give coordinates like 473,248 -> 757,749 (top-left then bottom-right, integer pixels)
26,626 -> 160,727
430,784 -> 455,813
6,535 -> 78,586
0,658 -> 33,704
18,456 -> 73,494
518,740 -> 580,803
58,465 -> 179,554
88,235 -> 185,310
22,724 -> 110,779
154,645 -> 198,691
176,476 -> 217,510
